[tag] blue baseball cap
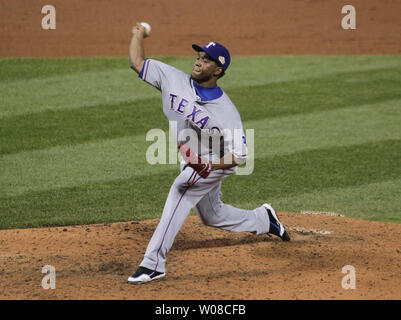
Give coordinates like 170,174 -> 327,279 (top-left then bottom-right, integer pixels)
192,42 -> 231,73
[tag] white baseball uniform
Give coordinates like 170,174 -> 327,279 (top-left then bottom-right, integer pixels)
137,59 -> 270,273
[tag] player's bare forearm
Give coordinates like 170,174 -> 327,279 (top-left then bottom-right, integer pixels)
211,153 -> 239,171
129,23 -> 146,74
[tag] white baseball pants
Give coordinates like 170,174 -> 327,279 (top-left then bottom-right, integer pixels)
139,166 -> 270,273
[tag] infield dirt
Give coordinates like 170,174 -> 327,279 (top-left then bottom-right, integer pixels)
1,214 -> 400,299
0,0 -> 400,300
1,0 -> 400,56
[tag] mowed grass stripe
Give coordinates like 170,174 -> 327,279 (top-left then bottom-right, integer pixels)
0,134 -> 179,198
1,57 -> 191,118
0,58 -> 123,82
223,139 -> 401,204
0,56 -> 189,82
0,171 -> 178,229
251,99 -> 401,157
264,177 -> 401,223
2,56 -> 400,118
1,139 -> 400,228
224,55 -> 401,88
1,100 -> 400,198
2,68 -> 400,155
0,98 -> 165,155
2,55 -> 400,84
0,69 -> 160,118
232,67 -> 401,122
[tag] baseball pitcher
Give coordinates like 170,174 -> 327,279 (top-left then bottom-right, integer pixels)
128,22 -> 290,284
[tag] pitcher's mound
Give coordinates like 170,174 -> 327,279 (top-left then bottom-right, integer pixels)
0,212 -> 400,299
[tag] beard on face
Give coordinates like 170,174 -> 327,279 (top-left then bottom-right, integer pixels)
191,68 -> 214,83
191,73 -> 213,83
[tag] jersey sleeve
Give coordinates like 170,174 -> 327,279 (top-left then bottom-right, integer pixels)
139,59 -> 186,91
221,125 -> 248,165
230,127 -> 248,165
221,99 -> 249,164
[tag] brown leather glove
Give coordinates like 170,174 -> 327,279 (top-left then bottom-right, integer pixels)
178,143 -> 212,185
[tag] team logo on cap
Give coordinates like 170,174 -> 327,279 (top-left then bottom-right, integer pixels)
218,56 -> 226,65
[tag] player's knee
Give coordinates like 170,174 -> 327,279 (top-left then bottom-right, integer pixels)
172,168 -> 196,193
197,204 -> 224,227
172,176 -> 190,194
175,182 -> 189,194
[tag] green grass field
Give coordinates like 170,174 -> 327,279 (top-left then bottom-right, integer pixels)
1,55 -> 400,229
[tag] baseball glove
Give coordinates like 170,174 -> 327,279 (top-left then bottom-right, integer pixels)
178,142 -> 212,185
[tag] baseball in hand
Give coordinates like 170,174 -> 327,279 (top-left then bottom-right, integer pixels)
140,22 -> 151,37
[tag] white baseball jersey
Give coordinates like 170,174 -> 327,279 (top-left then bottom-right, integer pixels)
139,59 -> 248,165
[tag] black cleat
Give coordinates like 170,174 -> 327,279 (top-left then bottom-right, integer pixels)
127,266 -> 166,284
263,204 -> 291,241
